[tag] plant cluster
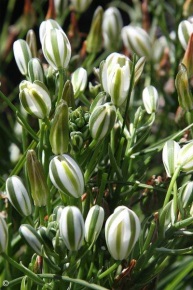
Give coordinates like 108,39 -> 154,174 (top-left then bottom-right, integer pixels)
1,0 -> 193,289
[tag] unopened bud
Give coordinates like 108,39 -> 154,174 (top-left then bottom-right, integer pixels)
177,141 -> 193,172
162,140 -> 180,177
182,33 -> 193,77
122,25 -> 152,58
105,206 -> 141,260
175,63 -> 193,111
26,150 -> 49,207
89,102 -> 116,141
19,224 -> 43,256
178,20 -> 193,50
6,176 -> 32,216
59,206 -> 85,251
26,29 -> 38,57
19,80 -> 51,119
70,0 -> 93,13
71,67 -> 87,98
39,19 -> 62,44
42,28 -> 71,70
142,86 -> 158,114
86,6 -> 103,53
0,215 -> 8,253
102,7 -> 123,51
13,39 -> 32,75
49,154 -> 84,198
28,58 -> 45,83
49,100 -> 69,155
85,205 -> 104,244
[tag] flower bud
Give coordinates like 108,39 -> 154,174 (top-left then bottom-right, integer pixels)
19,80 -> 51,119
162,140 -> 180,177
182,34 -> 193,77
177,141 -> 193,172
85,205 -> 104,244
89,102 -> 116,141
19,224 -> 43,256
26,150 -> 49,207
102,7 -> 123,51
70,0 -> 93,13
26,29 -> 38,57
54,0 -> 68,16
105,206 -> 141,260
122,25 -> 152,58
179,181 -> 193,208
39,19 -> 62,44
0,215 -> 8,253
134,56 -> 146,84
70,131 -> 84,151
59,206 -> 85,251
99,52 -> 132,107
175,64 -> 193,111
71,68 -> 88,98
86,6 -> 103,53
13,39 -> 32,76
142,86 -> 158,114
49,100 -> 69,155
6,176 -> 32,216
178,20 -> 193,50
62,80 -> 75,108
42,28 -> 71,70
49,154 -> 84,198
28,58 -> 45,83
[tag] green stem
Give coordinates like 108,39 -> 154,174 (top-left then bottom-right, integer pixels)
57,68 -> 65,105
38,274 -> 109,290
163,166 -> 181,207
97,173 -> 108,205
142,221 -> 156,252
98,261 -> 120,280
1,253 -> 44,286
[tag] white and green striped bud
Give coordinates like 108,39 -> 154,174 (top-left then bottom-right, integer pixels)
39,19 -> 63,44
134,56 -> 146,85
59,206 -> 85,251
28,58 -> 45,83
19,224 -> 43,256
102,7 -> 123,51
42,28 -> 71,71
86,6 -> 103,53
85,205 -> 104,244
54,0 -> 68,16
49,100 -> 69,155
122,25 -> 152,58
162,140 -> 180,177
71,67 -> 88,98
175,64 -> 193,111
49,154 -> 84,198
100,52 -> 132,107
62,80 -> 75,108
0,215 -> 8,253
105,206 -> 141,260
142,86 -> 159,114
179,182 -> 193,208
70,0 -> 93,13
177,141 -> 193,172
6,176 -> 32,216
13,39 -> 32,76
26,150 -> 49,207
178,20 -> 193,50
19,80 -> 51,119
89,102 -> 116,141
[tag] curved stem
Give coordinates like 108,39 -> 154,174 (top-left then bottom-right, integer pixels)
98,261 -> 120,280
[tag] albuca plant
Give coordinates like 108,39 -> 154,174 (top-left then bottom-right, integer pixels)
2,1 -> 193,290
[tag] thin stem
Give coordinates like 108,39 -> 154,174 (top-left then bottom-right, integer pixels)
1,253 -> 44,285
163,166 -> 181,207
142,221 -> 156,252
38,274 -> 109,290
98,261 -> 120,280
